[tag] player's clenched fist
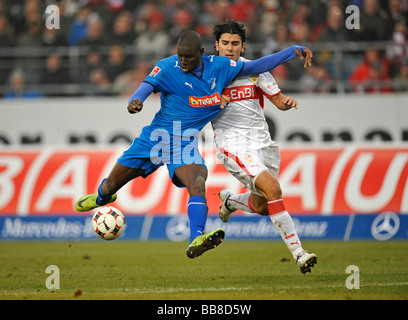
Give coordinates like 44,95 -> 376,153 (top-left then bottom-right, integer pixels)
127,99 -> 143,114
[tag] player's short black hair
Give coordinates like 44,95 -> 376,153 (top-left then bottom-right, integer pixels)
212,19 -> 246,43
177,30 -> 203,50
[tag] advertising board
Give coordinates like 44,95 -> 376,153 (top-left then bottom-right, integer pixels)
1,214 -> 406,241
0,146 -> 407,216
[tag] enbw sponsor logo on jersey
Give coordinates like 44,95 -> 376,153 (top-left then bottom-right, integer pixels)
223,85 -> 260,102
189,92 -> 221,107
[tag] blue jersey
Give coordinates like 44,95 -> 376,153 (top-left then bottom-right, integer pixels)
142,54 -> 244,138
118,54 -> 243,187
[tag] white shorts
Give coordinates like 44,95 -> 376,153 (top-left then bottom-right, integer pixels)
217,145 -> 281,196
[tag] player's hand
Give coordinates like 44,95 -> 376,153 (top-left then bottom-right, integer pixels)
295,47 -> 313,68
127,99 -> 143,114
282,96 -> 298,109
220,94 -> 231,109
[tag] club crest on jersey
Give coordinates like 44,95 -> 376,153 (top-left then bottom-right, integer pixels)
189,92 -> 221,107
208,77 -> 216,90
149,66 -> 161,77
244,154 -> 253,163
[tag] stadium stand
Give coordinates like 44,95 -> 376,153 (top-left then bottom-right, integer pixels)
0,0 -> 407,97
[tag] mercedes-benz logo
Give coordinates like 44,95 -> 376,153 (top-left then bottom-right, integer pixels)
165,216 -> 190,242
371,212 -> 400,241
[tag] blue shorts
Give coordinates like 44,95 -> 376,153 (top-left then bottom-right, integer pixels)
117,128 -> 207,188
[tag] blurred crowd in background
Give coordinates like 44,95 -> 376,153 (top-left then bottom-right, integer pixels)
0,0 -> 407,98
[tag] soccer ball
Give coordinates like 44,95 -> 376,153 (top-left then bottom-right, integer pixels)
92,206 -> 126,240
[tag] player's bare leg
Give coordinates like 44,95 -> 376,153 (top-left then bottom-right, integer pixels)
74,163 -> 144,212
102,162 -> 145,195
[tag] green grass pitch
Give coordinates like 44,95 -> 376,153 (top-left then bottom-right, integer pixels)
0,240 -> 407,300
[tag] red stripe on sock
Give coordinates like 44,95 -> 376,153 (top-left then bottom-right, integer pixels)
248,194 -> 256,213
268,199 -> 286,216
229,198 -> 248,209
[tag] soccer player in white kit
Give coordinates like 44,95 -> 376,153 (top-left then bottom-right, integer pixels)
212,20 -> 317,274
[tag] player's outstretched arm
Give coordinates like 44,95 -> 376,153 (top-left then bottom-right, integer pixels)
127,81 -> 155,114
237,46 -> 313,78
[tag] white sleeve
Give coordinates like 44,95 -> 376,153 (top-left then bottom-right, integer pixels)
257,71 -> 281,98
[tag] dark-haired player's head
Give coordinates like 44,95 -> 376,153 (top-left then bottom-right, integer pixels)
213,20 -> 246,61
213,19 -> 246,44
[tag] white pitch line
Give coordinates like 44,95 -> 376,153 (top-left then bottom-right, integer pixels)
273,281 -> 408,290
126,282 -> 408,294
129,287 -> 254,294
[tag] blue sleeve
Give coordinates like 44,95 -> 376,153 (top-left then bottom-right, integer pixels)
128,81 -> 154,104
237,45 -> 305,77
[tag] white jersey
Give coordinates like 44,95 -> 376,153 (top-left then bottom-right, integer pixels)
211,57 -> 281,152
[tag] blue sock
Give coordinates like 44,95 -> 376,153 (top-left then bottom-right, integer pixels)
188,196 -> 208,243
96,178 -> 112,205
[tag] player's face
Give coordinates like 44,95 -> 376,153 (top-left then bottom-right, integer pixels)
177,45 -> 204,73
216,33 -> 245,61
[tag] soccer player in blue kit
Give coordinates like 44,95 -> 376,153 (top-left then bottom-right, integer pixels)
75,30 -> 312,259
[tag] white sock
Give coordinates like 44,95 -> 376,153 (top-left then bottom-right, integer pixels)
268,199 -> 303,259
227,192 -> 256,213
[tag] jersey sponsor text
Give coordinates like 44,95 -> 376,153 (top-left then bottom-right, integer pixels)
189,92 -> 221,107
222,85 -> 262,102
